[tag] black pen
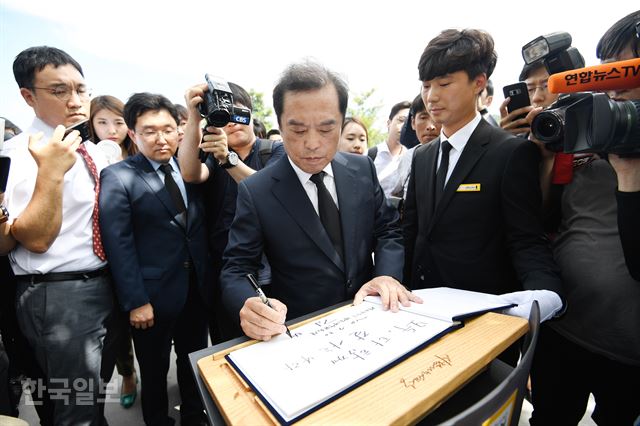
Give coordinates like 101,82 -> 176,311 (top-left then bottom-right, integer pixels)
246,273 -> 292,338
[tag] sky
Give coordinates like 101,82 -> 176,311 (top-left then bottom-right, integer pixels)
0,1 -> 636,134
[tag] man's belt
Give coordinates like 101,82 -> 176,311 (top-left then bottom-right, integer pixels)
16,266 -> 110,284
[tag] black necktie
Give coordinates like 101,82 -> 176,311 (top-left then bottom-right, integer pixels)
435,140 -> 452,204
159,163 -> 187,214
310,172 -> 344,260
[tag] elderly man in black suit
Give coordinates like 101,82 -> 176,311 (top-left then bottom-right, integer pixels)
220,61 -> 420,341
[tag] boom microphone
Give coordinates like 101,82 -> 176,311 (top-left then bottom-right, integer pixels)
547,58 -> 640,94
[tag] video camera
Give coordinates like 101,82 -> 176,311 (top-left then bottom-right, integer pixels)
198,74 -> 251,128
524,32 -> 640,155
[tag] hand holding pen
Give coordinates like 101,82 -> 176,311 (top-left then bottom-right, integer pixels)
244,273 -> 292,339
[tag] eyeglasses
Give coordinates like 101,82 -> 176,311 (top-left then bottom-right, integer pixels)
136,129 -> 178,141
527,83 -> 549,96
31,85 -> 91,102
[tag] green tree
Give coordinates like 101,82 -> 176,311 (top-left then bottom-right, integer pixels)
347,88 -> 385,148
249,89 -> 275,130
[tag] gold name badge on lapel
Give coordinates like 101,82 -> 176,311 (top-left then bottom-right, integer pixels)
457,183 -> 481,192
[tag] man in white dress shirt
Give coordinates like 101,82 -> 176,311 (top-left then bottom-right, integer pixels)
1,46 -> 116,426
367,101 -> 411,199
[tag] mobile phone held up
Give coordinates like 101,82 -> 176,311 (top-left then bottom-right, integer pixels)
64,119 -> 91,142
502,82 -> 531,126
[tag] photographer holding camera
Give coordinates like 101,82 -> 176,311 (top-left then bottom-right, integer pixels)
179,79 -> 285,343
527,11 -> 640,425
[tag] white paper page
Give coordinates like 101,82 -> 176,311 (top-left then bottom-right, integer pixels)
227,302 -> 455,422
364,287 -> 511,322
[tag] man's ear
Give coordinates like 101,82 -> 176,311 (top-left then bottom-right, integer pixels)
128,129 -> 137,145
474,73 -> 488,96
411,117 -> 417,131
20,87 -> 36,108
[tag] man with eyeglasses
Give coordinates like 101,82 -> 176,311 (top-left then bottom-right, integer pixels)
499,60 -> 559,136
0,46 -> 119,425
99,93 -> 210,426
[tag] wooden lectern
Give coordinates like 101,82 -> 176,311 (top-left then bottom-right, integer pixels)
193,304 -> 528,425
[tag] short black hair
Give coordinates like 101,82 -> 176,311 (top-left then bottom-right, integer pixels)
266,128 -> 281,137
410,95 -> 426,115
229,82 -> 253,111
388,101 -> 411,120
273,61 -> 348,127
418,29 -> 497,82
174,104 -> 188,121
13,46 -> 84,89
519,60 -> 546,81
596,10 -> 640,60
123,93 -> 179,130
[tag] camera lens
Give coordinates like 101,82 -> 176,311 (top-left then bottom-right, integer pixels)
536,116 -> 560,139
208,110 -> 231,128
532,111 -> 564,142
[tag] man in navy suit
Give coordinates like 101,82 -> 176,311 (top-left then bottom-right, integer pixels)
220,61 -> 420,341
99,93 -> 209,426
403,29 -> 564,325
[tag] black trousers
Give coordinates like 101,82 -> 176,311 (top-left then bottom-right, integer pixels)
131,278 -> 208,426
530,325 -> 640,426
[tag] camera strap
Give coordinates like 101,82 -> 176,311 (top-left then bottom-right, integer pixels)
257,138 -> 274,168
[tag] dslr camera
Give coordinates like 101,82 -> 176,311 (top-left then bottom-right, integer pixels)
198,74 -> 251,128
524,32 -> 640,155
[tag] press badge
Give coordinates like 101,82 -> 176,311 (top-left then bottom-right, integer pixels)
457,183 -> 481,192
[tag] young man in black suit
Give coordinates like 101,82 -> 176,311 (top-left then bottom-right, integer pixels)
99,93 -> 210,426
220,61 -> 420,341
403,29 -> 564,324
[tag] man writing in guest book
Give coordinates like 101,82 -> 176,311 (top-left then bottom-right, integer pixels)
220,60 -> 421,341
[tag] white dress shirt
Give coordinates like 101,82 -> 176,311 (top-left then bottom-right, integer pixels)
1,117 -> 108,275
373,141 -> 405,198
288,157 -> 339,215
393,145 -> 417,199
436,113 -> 483,185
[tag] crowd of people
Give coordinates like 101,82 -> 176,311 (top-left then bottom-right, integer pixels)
0,9 -> 639,426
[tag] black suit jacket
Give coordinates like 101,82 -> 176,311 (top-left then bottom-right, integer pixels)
99,154 -> 211,318
403,119 -> 563,296
220,152 -> 403,320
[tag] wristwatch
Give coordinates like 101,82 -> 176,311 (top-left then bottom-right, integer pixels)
220,151 -> 239,169
0,205 -> 8,225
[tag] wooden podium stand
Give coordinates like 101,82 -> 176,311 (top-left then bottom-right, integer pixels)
197,307 -> 528,425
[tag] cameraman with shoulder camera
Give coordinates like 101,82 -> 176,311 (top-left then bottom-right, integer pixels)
602,19 -> 640,283
528,11 -> 640,426
179,80 -> 285,343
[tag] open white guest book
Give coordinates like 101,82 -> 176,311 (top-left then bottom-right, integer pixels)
226,287 -> 514,424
